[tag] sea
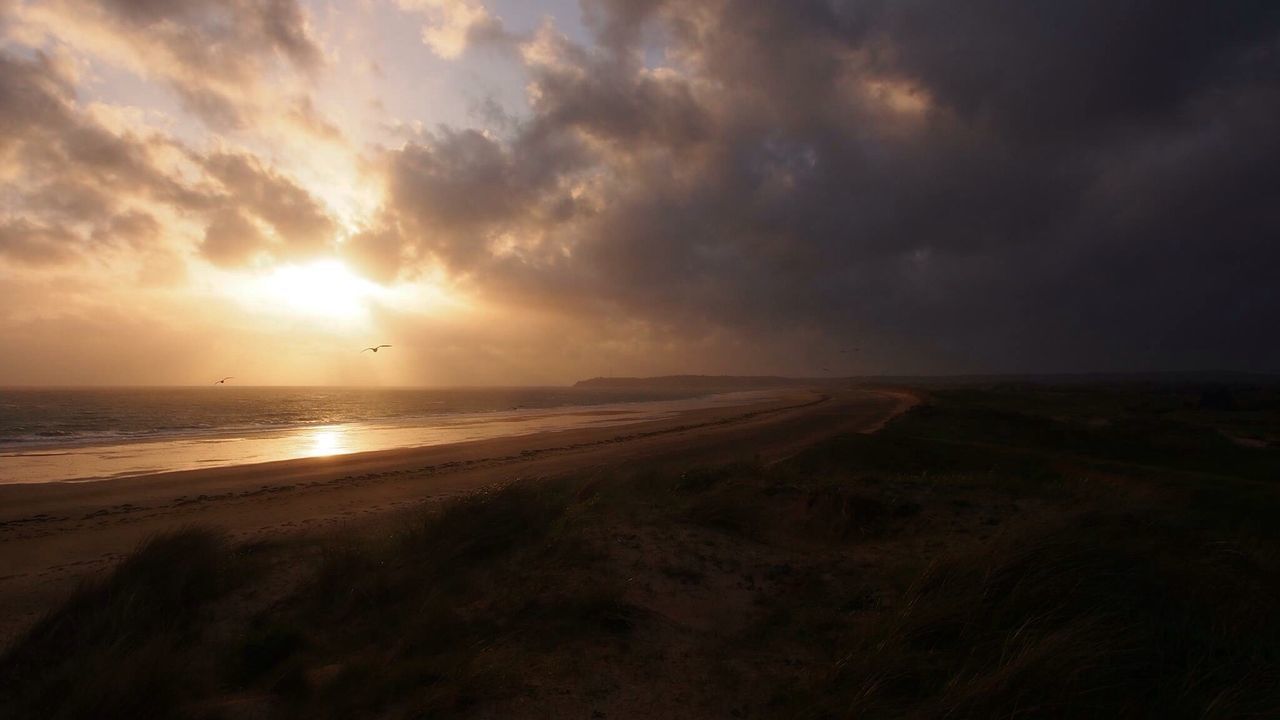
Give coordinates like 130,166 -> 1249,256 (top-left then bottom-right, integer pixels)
0,386 -> 762,484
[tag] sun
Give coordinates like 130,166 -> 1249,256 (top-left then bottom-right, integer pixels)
261,260 -> 379,320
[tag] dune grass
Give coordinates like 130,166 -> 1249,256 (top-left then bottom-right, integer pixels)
2,384 -> 1277,718
0,529 -> 246,719
773,515 -> 1280,719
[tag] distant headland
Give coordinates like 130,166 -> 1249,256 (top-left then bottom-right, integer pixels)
574,371 -> 1280,389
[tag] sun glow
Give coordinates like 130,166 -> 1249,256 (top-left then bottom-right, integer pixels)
262,260 -> 380,320
307,426 -> 349,457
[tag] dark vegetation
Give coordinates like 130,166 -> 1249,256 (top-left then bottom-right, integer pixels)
2,384 -> 1278,718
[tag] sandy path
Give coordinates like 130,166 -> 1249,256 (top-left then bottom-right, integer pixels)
0,388 -> 915,646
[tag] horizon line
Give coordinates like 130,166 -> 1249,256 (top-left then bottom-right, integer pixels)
2,369 -> 1278,391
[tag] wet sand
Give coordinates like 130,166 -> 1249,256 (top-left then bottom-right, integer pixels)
0,387 -> 916,646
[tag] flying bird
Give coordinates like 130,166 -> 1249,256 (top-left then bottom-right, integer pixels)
362,345 -> 392,353
214,377 -> 234,384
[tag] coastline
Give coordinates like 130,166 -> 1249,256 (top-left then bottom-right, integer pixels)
0,388 -> 916,647
0,390 -> 783,485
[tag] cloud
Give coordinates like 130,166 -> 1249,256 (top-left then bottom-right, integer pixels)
90,209 -> 162,248
0,48 -> 338,273
202,151 -> 338,261
200,208 -> 267,268
3,0 -> 1278,380
520,22 -> 710,149
0,218 -> 79,266
0,51 -> 182,262
10,0 -> 327,132
343,223 -> 411,284
357,0 -> 1280,373
94,0 -> 321,68
396,0 -> 509,59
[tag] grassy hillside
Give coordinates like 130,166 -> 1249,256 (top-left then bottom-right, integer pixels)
3,386 -> 1278,718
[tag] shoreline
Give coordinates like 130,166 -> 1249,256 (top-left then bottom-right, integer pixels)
0,388 -> 916,647
0,390 -> 782,486
0,390 -> 728,455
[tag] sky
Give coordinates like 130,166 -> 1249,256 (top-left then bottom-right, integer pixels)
0,0 -> 1277,386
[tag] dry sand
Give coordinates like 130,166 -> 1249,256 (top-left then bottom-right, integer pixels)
0,387 -> 916,647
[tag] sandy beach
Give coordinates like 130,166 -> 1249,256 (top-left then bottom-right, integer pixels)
0,387 -> 916,646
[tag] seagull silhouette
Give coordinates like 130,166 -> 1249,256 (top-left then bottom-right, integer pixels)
214,377 -> 234,384
362,345 -> 392,353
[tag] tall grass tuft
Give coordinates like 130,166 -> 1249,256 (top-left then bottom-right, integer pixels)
0,528 -> 239,719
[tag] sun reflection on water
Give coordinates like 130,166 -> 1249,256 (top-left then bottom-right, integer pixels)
308,426 -> 348,457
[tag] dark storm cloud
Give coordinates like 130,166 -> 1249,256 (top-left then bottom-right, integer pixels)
352,124 -> 590,284
872,0 -> 1280,141
579,0 -> 666,54
524,47 -> 710,148
372,0 -> 1280,372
